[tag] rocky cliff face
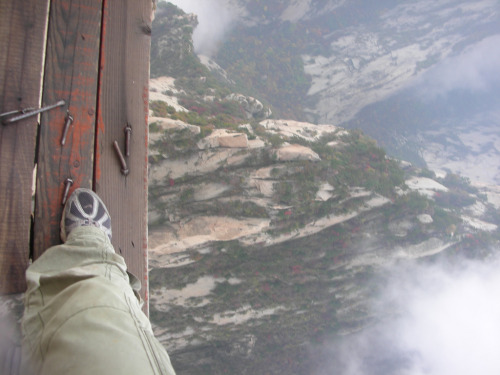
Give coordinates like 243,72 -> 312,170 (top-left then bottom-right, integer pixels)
148,108 -> 499,373
148,3 -> 500,374
212,0 -> 500,181
213,0 -> 499,121
150,3 -> 200,78
297,0 -> 500,124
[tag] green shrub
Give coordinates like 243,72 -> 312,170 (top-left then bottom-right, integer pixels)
441,173 -> 477,194
150,101 -> 176,117
180,188 -> 194,202
149,121 -> 160,133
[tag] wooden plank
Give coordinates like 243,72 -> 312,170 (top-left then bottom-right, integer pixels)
33,0 -> 103,258
95,0 -> 152,313
0,0 -> 50,294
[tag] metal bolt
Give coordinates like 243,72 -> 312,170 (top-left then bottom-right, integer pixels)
61,113 -> 74,146
113,140 -> 129,175
124,124 -> 132,156
1,100 -> 65,125
61,178 -> 74,206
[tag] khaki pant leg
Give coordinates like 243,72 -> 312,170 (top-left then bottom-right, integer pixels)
21,226 -> 175,375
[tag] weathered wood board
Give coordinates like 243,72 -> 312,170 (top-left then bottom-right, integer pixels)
0,0 -> 50,294
33,0 -> 102,259
95,0 -> 153,312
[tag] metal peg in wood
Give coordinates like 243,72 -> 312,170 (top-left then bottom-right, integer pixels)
1,100 -> 65,125
124,124 -> 132,156
113,140 -> 129,175
61,178 -> 74,206
61,113 -> 74,146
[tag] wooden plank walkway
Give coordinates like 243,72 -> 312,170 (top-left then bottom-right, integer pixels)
1,0 -> 152,311
0,0 -> 51,295
33,0 -> 103,259
95,0 -> 152,315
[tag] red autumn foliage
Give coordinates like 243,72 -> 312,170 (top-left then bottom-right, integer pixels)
291,265 -> 302,275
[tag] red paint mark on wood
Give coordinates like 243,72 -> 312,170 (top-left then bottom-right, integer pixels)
33,0 -> 102,257
143,85 -> 149,127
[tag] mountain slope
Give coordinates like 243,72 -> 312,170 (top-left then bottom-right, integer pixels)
148,4 -> 500,373
210,0 -> 500,175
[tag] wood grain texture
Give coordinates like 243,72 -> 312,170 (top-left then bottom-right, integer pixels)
0,0 -> 50,294
33,0 -> 102,258
95,0 -> 152,314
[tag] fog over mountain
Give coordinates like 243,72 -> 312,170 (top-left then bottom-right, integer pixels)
314,256 -> 500,375
415,35 -> 500,97
153,1 -> 500,373
347,32 -> 500,184
166,0 -> 242,56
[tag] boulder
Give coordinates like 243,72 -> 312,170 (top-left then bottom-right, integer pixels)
405,177 -> 449,197
225,93 -> 272,119
197,129 -> 248,149
218,133 -> 248,148
248,138 -> 266,149
260,119 -> 338,142
417,214 -> 433,224
315,182 -> 335,201
274,144 -> 321,162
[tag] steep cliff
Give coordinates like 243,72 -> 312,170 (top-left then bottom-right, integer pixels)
148,4 -> 500,373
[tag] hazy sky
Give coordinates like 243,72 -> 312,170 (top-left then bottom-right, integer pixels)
164,0 -> 240,56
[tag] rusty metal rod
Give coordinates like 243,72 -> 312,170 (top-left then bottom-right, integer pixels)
1,100 -> 65,125
61,178 -> 74,206
124,124 -> 132,157
113,140 -> 129,175
61,113 -> 74,146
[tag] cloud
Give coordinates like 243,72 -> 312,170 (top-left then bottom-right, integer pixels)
416,34 -> 500,97
392,258 -> 500,375
165,0 -> 241,56
315,256 -> 500,375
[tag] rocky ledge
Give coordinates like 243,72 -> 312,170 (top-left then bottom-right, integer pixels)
147,78 -> 499,373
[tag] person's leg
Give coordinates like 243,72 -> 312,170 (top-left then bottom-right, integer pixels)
21,189 -> 175,375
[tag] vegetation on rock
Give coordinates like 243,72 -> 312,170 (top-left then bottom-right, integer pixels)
147,4 -> 500,374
